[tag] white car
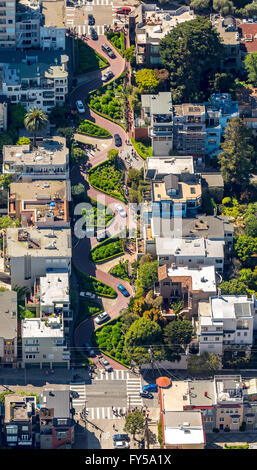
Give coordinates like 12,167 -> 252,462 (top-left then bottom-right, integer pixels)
113,440 -> 130,449
95,311 -> 109,324
80,291 -> 96,299
76,100 -> 85,114
115,204 -> 126,218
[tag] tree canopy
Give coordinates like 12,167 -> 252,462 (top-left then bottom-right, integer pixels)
138,260 -> 158,290
135,69 -> 159,94
124,411 -> 145,437
159,16 -> 224,102
244,52 -> 257,86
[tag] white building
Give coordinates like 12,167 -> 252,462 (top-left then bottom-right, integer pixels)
0,97 -> 7,132
0,0 -> 16,49
3,136 -> 69,181
40,0 -> 66,51
40,271 -> 72,334
4,227 -> 72,288
198,292 -> 257,355
21,316 -> 70,369
0,290 -> 17,368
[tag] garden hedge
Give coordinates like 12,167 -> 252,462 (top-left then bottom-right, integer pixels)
77,119 -> 111,138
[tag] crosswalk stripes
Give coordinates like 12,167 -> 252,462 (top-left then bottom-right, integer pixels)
126,376 -> 143,408
94,369 -> 130,381
87,406 -> 126,420
70,383 -> 87,409
76,24 -> 105,35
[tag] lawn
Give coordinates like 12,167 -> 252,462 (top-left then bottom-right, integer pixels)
77,119 -> 111,138
131,137 -> 152,160
109,259 -> 130,283
74,298 -> 103,329
74,265 -> 117,298
93,316 -> 130,366
88,160 -> 126,202
104,31 -> 125,56
90,236 -> 124,263
83,197 -> 114,229
75,38 -> 109,74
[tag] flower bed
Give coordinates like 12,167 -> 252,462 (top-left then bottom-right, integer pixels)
109,259 -> 130,283
88,160 -> 125,202
77,119 -> 111,138
131,137 -> 152,160
104,31 -> 125,57
91,237 -> 124,263
74,299 -> 103,329
93,316 -> 130,366
74,265 -> 117,298
83,197 -> 114,229
75,38 -> 109,74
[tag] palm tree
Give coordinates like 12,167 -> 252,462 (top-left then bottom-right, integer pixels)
24,107 -> 48,147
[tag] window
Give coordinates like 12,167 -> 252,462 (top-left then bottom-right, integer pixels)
22,426 -> 29,431
220,417 -> 224,422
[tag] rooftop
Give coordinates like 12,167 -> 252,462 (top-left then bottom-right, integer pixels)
155,237 -> 224,258
188,380 -> 216,407
211,295 -> 253,319
239,22 -> 257,53
3,136 -> 68,167
165,265 -> 217,293
40,389 -> 71,418
163,410 -> 204,446
141,92 -> 172,115
146,156 -> 194,178
152,175 -> 201,203
4,395 -> 36,423
42,0 -> 66,28
0,291 -> 17,339
211,15 -> 240,45
214,375 -> 243,403
22,317 -> 64,338
6,227 -> 71,258
40,272 -> 69,306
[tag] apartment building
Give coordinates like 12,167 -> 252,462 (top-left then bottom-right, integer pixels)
3,136 -> 69,181
0,0 -> 16,49
15,9 -> 41,49
211,15 -> 242,73
21,316 -> 70,369
141,92 -> 173,156
40,0 -> 66,51
40,271 -> 72,334
39,390 -> 75,449
214,375 -> 244,431
8,180 -> 70,229
3,227 -> 72,288
145,156 -> 194,180
0,51 -> 68,112
0,96 -> 7,132
173,104 -> 206,161
236,86 -> 257,134
155,237 -> 225,272
4,394 -> 36,447
198,292 -> 257,355
242,378 -> 257,430
129,5 -> 195,67
155,264 -> 217,318
0,290 -> 17,368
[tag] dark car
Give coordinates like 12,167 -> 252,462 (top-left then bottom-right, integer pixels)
139,391 -> 154,399
101,43 -> 116,59
113,434 -> 130,442
114,133 -> 122,147
88,14 -> 95,25
90,27 -> 98,40
117,283 -> 129,297
70,390 -> 79,399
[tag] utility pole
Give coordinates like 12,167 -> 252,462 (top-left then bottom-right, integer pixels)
144,414 -> 150,449
148,346 -> 154,380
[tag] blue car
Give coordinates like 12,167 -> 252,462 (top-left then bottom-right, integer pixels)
117,283 -> 130,297
142,384 -> 158,393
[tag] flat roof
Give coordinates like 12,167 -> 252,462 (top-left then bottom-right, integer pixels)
153,179 -> 201,203
188,380 -> 216,406
142,92 -> 172,115
40,272 -> 69,306
22,317 -> 64,337
40,389 -> 70,418
161,381 -> 189,411
6,227 -> 71,258
214,375 -> 243,403
42,0 -> 66,28
3,136 -> 68,167
146,156 -> 194,176
164,411 -> 204,445
0,291 -> 17,339
156,237 -> 224,258
211,295 -> 253,320
10,180 -> 67,202
136,9 -> 195,42
167,265 -> 216,292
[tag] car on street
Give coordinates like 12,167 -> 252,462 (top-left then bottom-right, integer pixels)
117,283 -> 130,297
99,356 -> 112,372
101,43 -> 116,59
113,434 -> 130,442
88,14 -> 95,25
102,70 -> 114,82
116,6 -> 131,14
70,390 -> 80,399
115,203 -> 126,218
80,291 -> 96,299
114,133 -> 122,147
142,384 -> 158,393
84,342 -> 95,357
139,391 -> 154,399
76,100 -> 85,114
95,311 -> 109,324
113,440 -> 130,449
90,27 -> 98,40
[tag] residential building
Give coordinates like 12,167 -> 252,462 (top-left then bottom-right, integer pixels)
15,9 -> 41,49
183,380 -> 216,433
3,227 -> 72,288
8,180 -> 70,228
40,0 -> 66,51
239,21 -> 257,55
155,264 -> 217,318
214,375 -> 244,431
236,86 -> 257,134
211,15 -> 242,73
0,290 -> 17,368
0,96 -> 7,132
141,92 -> 173,156
3,394 -> 36,447
3,136 -> 69,181
39,389 -> 75,449
0,0 -> 16,49
155,237 -> 225,272
145,156 -> 194,180
21,316 -> 70,369
242,379 -> 257,430
129,5 -> 195,67
173,104 -> 206,162
0,50 -> 69,112
198,292 -> 256,355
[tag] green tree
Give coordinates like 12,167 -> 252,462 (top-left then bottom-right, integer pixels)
138,260 -> 158,290
124,45 -> 135,63
159,17 -> 224,102
213,0 -> 235,16
190,0 -> 211,10
24,107 -> 48,147
218,118 -> 254,194
219,278 -> 249,295
72,147 -> 88,165
125,317 -> 162,358
245,215 -> 257,238
0,216 -> 20,229
16,137 -> 31,146
164,319 -> 194,353
124,410 -> 145,438
234,235 -> 257,264
57,127 -> 74,147
0,132 -> 14,151
10,105 -> 26,129
71,183 -> 86,202
244,2 -> 257,17
244,52 -> 257,86
188,352 -> 221,373
135,69 -> 159,94
210,72 -> 235,94
107,148 -> 119,165
0,174 -> 12,190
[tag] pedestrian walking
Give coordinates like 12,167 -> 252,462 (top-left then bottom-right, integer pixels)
113,424 -> 115,430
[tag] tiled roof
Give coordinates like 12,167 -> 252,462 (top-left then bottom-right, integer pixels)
239,24 -> 257,53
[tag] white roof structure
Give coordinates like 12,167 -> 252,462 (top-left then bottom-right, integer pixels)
211,296 -> 253,320
156,237 -> 224,258
163,411 -> 205,446
40,272 -> 69,307
167,265 -> 216,292
146,156 -> 194,176
22,317 -> 64,338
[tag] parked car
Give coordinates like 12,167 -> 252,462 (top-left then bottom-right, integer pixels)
115,204 -> 126,218
95,311 -> 109,324
139,391 -> 154,399
113,434 -> 130,442
114,440 -> 130,449
117,283 -> 130,297
101,43 -> 116,58
114,133 -> 122,147
70,390 -> 80,399
102,70 -> 114,82
84,342 -> 95,357
76,100 -> 85,114
116,6 -> 131,14
88,14 -> 95,25
142,384 -> 158,393
99,357 -> 112,372
80,291 -> 96,299
90,27 -> 98,40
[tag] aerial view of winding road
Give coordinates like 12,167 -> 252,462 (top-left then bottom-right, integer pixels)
69,33 -> 141,370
